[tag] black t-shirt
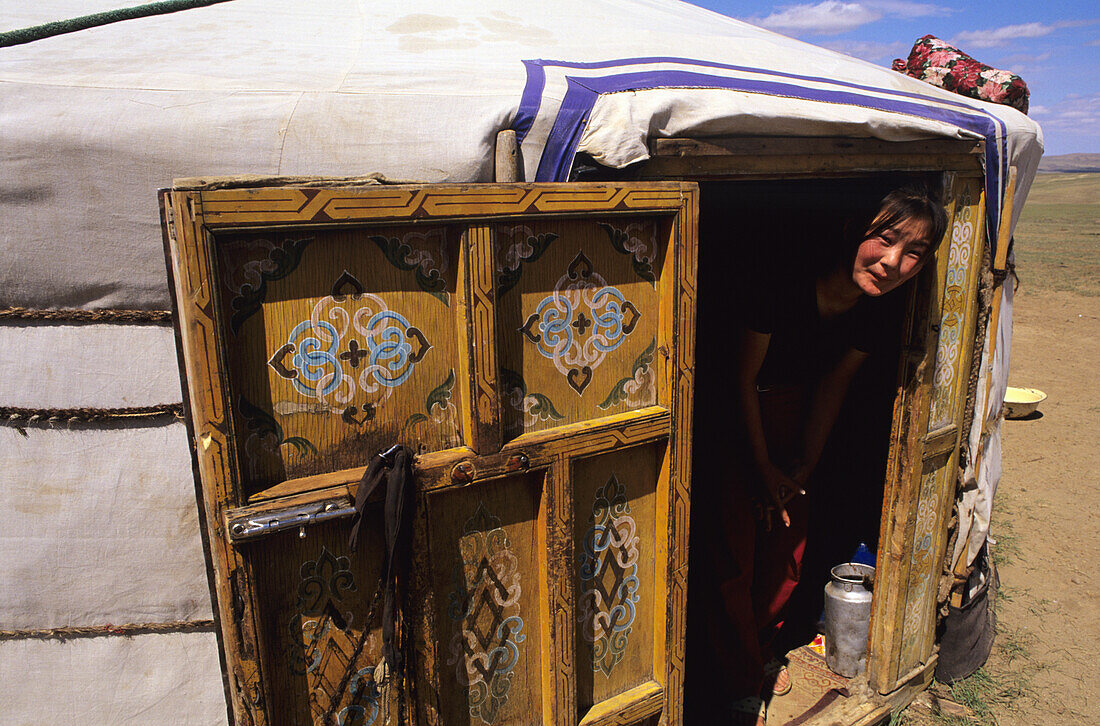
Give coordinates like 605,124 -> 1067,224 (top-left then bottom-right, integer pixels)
740,265 -> 892,388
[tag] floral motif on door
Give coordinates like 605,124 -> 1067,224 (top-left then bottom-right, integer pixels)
237,395 -> 318,480
221,234 -> 315,334
495,225 -> 558,296
598,338 -> 658,411
283,547 -> 382,725
335,667 -> 383,726
221,228 -> 452,334
400,369 -> 461,445
447,503 -> 527,724
367,230 -> 452,306
577,474 -> 641,676
284,547 -> 358,676
930,183 -> 976,426
519,251 -> 641,396
597,221 -> 657,287
267,271 -> 432,423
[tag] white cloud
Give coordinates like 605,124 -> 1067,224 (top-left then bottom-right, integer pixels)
747,0 -> 952,37
866,0 -> 952,18
997,51 -> 1053,65
993,51 -> 1052,78
819,39 -> 907,63
749,2 -> 882,36
951,20 -> 1096,49
1028,94 -> 1100,135
951,22 -> 1057,49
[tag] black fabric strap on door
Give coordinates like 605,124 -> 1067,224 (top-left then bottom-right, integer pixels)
325,445 -> 417,724
349,445 -> 416,674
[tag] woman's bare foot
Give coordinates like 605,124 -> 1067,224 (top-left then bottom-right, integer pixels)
772,665 -> 791,696
764,659 -> 792,696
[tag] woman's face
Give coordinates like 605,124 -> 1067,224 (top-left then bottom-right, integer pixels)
851,215 -> 934,296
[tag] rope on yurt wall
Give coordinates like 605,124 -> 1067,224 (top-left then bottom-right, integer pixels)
1,308 -> 181,427
0,619 -> 216,641
1,404 -> 183,426
0,307 -> 172,324
0,0 -> 236,48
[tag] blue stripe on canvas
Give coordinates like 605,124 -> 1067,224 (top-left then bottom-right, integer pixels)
516,58 -> 1007,247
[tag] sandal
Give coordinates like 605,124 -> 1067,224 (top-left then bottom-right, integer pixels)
731,696 -> 766,726
764,658 -> 792,697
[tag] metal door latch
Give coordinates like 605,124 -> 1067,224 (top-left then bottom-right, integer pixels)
227,499 -> 355,542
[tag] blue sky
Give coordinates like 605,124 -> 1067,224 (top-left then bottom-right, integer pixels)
687,0 -> 1099,155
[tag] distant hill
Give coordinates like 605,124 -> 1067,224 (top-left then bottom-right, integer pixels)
1037,153 -> 1100,173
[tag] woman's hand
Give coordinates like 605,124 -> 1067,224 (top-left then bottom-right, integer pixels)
756,460 -> 805,531
789,460 -> 813,488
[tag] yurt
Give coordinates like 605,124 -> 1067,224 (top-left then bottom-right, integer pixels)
0,1 -> 1042,724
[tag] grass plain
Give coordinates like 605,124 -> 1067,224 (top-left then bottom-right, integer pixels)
1011,173 -> 1099,296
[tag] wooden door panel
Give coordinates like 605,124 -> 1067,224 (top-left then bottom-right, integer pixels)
928,178 -> 986,432
897,450 -> 952,669
214,224 -> 467,495
896,177 -> 987,673
573,443 -> 662,714
870,174 -> 986,691
164,181 -> 697,726
426,474 -> 546,726
496,219 -> 664,441
249,515 -> 389,726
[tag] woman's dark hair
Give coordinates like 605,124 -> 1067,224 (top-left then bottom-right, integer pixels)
863,185 -> 949,257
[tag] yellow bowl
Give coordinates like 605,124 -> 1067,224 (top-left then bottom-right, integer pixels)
1004,386 -> 1047,419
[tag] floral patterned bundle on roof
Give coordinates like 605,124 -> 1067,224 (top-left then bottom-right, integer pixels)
892,34 -> 1029,114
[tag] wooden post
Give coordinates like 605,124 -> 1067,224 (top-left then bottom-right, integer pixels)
495,129 -> 520,182
949,166 -> 1016,607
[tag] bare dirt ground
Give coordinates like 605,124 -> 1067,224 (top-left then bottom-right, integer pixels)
992,287 -> 1100,724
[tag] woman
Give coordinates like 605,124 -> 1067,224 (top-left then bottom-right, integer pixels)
691,186 -> 948,725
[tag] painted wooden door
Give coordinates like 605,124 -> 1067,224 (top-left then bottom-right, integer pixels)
162,182 -> 698,726
868,172 -> 988,693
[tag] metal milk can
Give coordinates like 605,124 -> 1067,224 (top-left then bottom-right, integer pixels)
823,562 -> 875,677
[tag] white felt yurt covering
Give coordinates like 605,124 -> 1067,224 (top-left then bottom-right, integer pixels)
0,1 -> 1041,722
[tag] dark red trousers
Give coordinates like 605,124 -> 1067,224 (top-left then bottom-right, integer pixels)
688,386 -> 808,705
710,484 -> 808,696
